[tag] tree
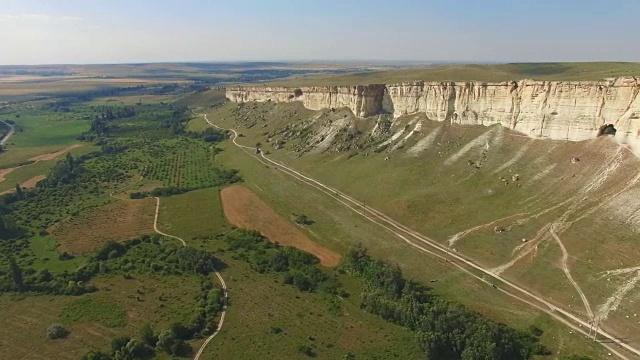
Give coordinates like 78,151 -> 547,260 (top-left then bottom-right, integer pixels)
81,350 -> 112,360
14,184 -> 23,199
140,323 -> 157,347
297,345 -> 315,357
47,323 -> 69,339
7,256 -> 23,289
155,330 -> 175,353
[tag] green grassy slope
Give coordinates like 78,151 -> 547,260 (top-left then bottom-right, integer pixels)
202,100 -> 640,358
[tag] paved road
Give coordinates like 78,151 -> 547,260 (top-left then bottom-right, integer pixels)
0,120 -> 15,146
152,196 -> 229,360
203,114 -> 639,359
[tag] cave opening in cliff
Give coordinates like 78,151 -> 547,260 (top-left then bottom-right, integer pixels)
597,124 -> 617,137
293,88 -> 303,98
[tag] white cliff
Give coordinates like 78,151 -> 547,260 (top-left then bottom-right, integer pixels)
225,77 -> 640,155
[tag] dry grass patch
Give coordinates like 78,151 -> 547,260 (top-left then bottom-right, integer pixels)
50,199 -> 156,254
28,144 -> 84,162
220,185 -> 341,267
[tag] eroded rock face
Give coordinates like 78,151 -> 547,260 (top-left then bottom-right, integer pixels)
225,77 -> 640,155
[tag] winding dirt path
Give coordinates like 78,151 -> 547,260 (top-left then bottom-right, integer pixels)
203,114 -> 638,359
151,196 -> 228,360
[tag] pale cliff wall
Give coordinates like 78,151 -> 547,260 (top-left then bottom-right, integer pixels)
225,77 -> 640,155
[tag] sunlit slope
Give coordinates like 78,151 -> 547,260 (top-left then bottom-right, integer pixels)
207,100 -> 640,346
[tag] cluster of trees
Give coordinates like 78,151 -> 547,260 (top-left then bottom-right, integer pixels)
0,255 -> 96,295
339,244 -> 549,360
185,127 -> 227,143
224,230 -> 340,294
0,199 -> 22,239
0,235 -> 220,296
83,277 -> 223,360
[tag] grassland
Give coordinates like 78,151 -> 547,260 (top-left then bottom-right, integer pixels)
0,275 -> 202,359
195,252 -> 423,360
268,62 -> 640,85
157,187 -> 228,240
203,103 -> 621,358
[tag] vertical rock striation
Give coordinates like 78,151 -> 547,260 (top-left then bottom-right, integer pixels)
225,77 -> 640,155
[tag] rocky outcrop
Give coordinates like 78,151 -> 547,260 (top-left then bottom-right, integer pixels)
226,77 -> 640,155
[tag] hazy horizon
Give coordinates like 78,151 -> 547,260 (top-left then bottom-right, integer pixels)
2,0 -> 639,66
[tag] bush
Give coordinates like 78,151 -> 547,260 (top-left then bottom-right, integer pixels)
47,323 -> 69,339
297,345 -> 315,357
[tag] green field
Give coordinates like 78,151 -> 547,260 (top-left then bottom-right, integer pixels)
269,62 -> 640,85
158,187 -> 228,240
9,117 -> 87,149
197,251 -> 424,359
0,160 -> 54,192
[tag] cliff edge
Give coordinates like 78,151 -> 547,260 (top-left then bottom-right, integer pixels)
226,77 -> 640,155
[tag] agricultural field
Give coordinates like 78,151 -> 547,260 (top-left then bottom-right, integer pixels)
142,140 -> 228,189
157,187 -> 228,240
269,62 -> 640,86
49,198 -> 156,255
220,184 -> 341,267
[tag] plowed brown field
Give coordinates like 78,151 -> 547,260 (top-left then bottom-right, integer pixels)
220,185 -> 341,266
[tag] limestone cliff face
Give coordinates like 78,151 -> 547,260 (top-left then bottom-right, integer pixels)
226,77 -> 640,155
225,85 -> 386,117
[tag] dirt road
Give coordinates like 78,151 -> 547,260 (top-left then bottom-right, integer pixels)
0,120 -> 15,146
152,196 -> 228,360
203,114 -> 639,359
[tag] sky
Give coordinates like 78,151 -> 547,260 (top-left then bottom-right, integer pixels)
0,0 -> 639,65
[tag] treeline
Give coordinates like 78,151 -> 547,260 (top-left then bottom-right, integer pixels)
339,244 -> 549,360
223,229 -> 341,294
186,127 -> 227,143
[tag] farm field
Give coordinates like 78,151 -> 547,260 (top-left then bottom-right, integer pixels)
268,62 -> 640,86
49,198 -> 156,255
157,187 -> 228,240
141,139 -> 233,189
220,184 -> 341,267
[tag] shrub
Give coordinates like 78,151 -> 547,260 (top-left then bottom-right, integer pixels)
47,323 -> 69,339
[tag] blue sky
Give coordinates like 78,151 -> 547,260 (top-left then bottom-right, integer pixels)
0,0 -> 638,65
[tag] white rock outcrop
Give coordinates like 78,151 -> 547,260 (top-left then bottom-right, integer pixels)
226,77 -> 640,155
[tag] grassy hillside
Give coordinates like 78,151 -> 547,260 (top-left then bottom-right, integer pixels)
202,99 -> 640,358
268,62 -> 640,85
